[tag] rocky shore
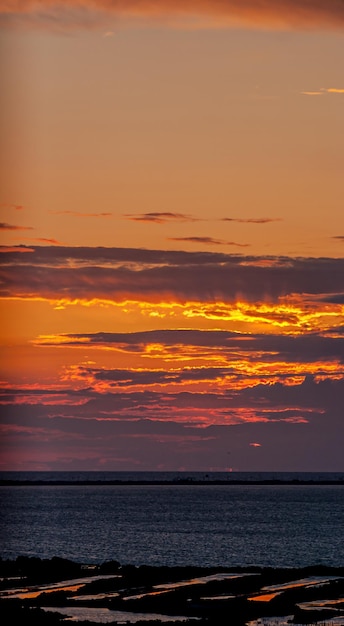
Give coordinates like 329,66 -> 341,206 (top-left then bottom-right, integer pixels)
0,557 -> 343,625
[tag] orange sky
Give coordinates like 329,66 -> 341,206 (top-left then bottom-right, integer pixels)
0,1 -> 343,471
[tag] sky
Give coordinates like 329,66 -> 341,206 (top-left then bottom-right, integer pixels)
0,0 -> 343,472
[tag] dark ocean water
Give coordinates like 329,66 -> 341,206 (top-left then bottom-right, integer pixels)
1,472 -> 343,568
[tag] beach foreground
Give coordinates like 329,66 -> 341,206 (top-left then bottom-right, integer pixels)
0,557 -> 343,625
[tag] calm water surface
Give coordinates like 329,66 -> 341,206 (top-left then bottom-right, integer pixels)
1,482 -> 343,567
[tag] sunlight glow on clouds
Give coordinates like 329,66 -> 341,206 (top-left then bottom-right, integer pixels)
302,87 -> 344,96
1,0 -> 343,471
1,247 -> 343,336
123,212 -> 200,224
1,0 -> 344,31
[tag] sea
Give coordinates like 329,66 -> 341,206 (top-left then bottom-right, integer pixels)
1,472 -> 343,569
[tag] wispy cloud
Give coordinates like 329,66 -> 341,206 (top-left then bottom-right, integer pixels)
0,204 -> 24,211
0,222 -> 33,231
124,213 -> 280,226
1,0 -> 344,32
20,237 -> 63,245
221,217 -> 282,224
52,211 -> 112,218
36,237 -> 62,245
167,236 -> 249,247
302,87 -> 344,96
325,88 -> 344,94
123,212 -> 200,224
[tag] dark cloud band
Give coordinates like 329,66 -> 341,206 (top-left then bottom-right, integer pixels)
0,246 -> 343,302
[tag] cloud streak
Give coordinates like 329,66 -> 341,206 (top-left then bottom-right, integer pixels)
221,217 -> 282,224
302,87 -> 344,96
0,223 -> 33,231
35,329 -> 344,365
325,87 -> 344,94
123,212 -> 201,224
167,236 -> 249,247
124,213 -> 280,226
52,211 -> 112,218
20,237 -> 63,245
0,204 -> 24,211
1,0 -> 344,31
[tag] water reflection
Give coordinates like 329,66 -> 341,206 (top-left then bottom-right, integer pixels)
0,574 -> 120,600
154,572 -> 254,590
248,619 -> 344,626
298,598 -> 344,609
42,606 -> 200,623
123,572 -> 255,601
249,592 -> 281,602
262,576 -> 341,592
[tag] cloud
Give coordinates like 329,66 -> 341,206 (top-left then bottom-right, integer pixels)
0,246 -> 34,253
332,236 -> 344,241
0,246 -> 343,304
87,366 -> 231,387
302,87 -> 344,96
324,88 -> 344,94
2,375 -> 343,416
21,237 -> 63,245
167,236 -> 249,247
0,222 -> 33,231
35,328 -> 247,348
301,91 -> 324,96
52,211 -> 112,218
221,217 -> 282,224
1,378 -> 343,436
1,0 -> 344,32
322,325 -> 344,336
36,328 -> 344,369
2,414 -> 343,471
0,204 -> 24,211
1,377 -> 343,469
3,412 -> 342,471
316,293 -> 344,305
123,212 -> 200,224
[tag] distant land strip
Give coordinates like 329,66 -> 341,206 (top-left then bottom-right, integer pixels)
1,478 -> 343,486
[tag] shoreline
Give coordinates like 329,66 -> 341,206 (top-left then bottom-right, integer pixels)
1,479 -> 344,486
1,558 -> 344,625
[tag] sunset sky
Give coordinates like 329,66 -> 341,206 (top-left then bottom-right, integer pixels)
0,0 -> 343,471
